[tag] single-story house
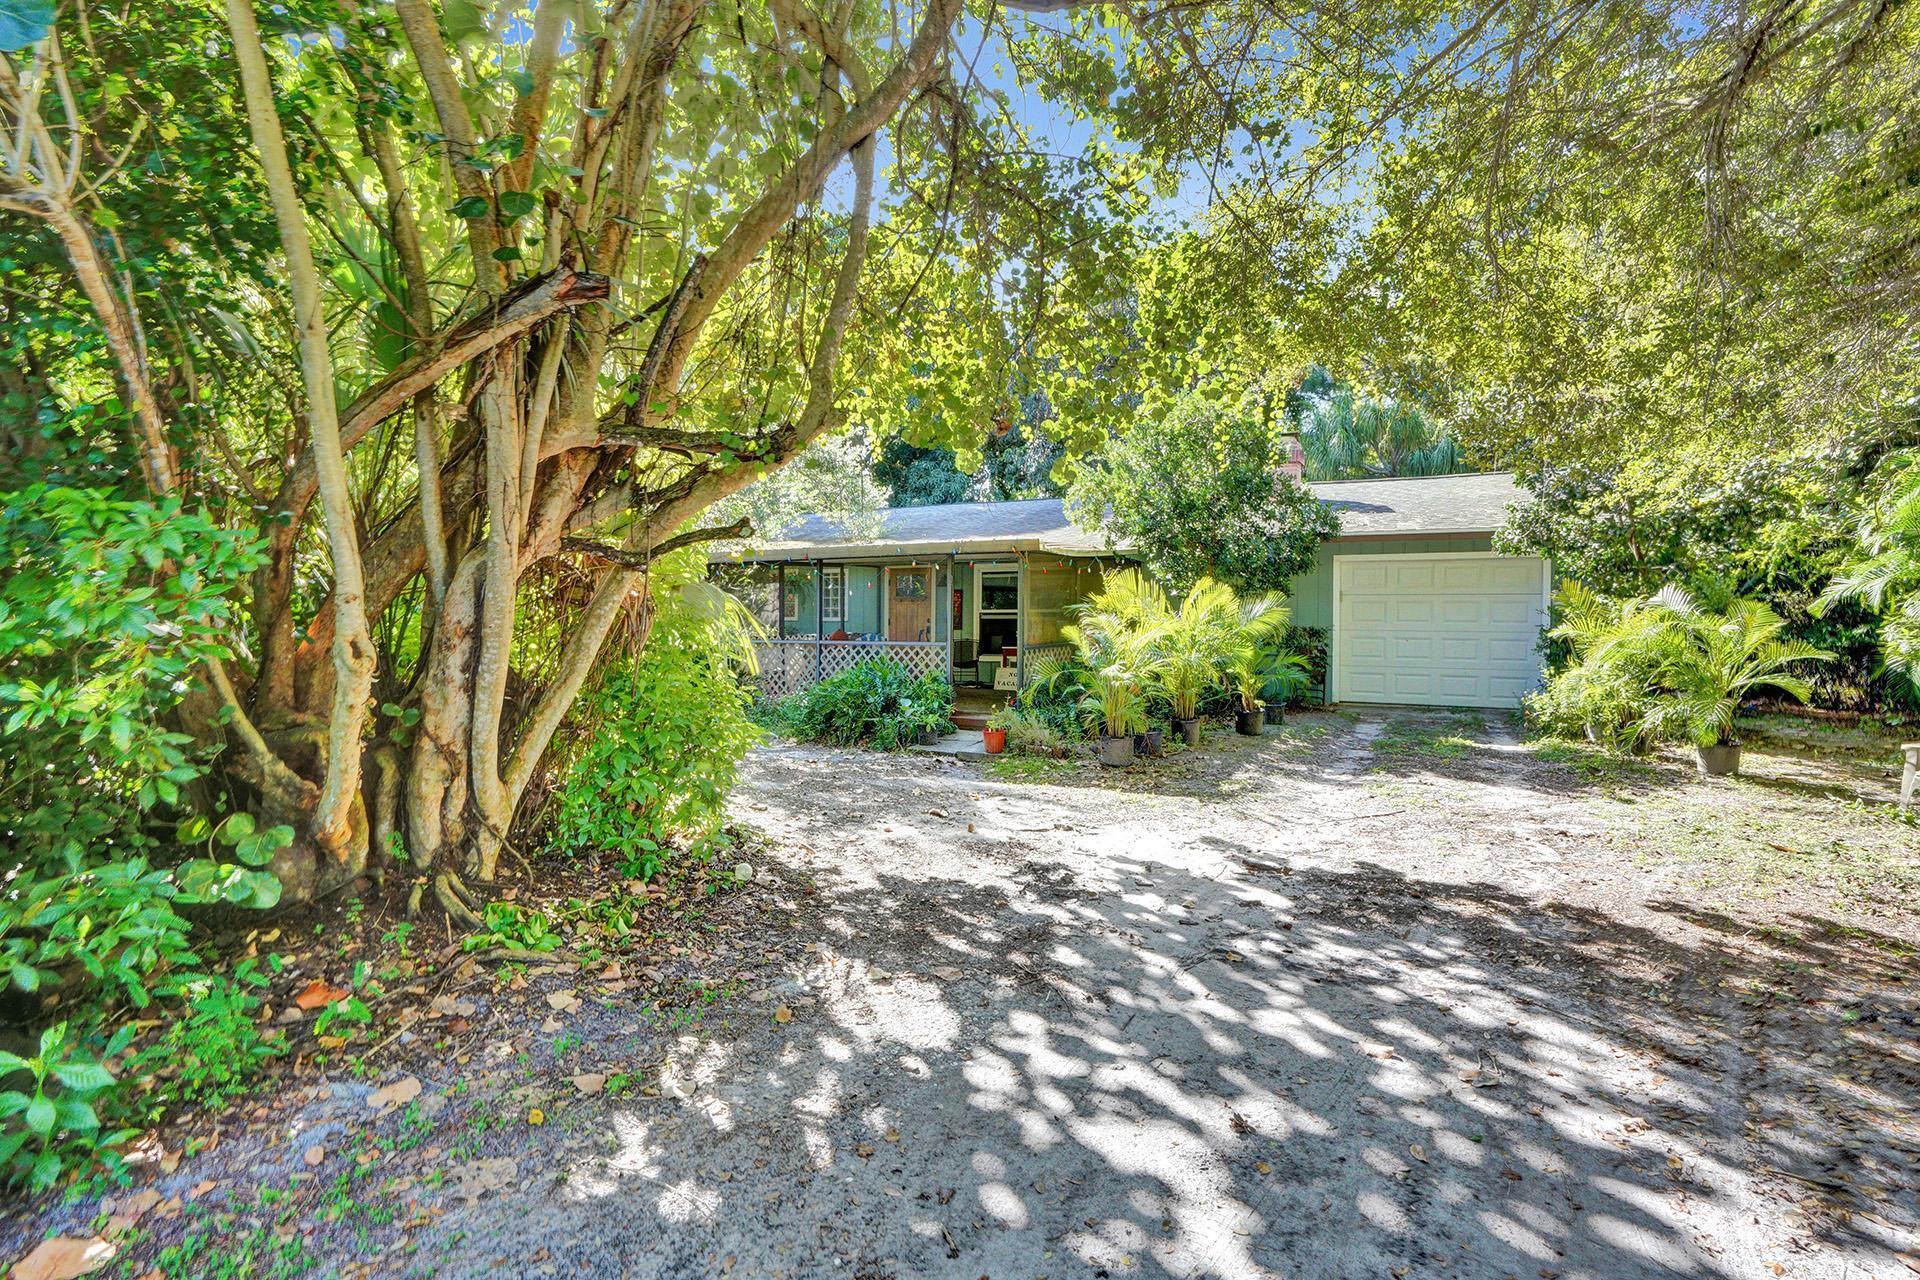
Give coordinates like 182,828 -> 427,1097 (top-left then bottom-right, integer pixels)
710,471 -> 1550,712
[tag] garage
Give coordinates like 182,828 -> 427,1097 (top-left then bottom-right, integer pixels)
1332,552 -> 1550,708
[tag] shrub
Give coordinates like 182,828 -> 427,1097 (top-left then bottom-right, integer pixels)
127,960 -> 286,1113
994,706 -> 1074,757
1535,583 -> 1831,750
0,1022 -> 136,1192
785,659 -> 954,750
0,858 -> 199,1011
0,486 -> 266,873
549,610 -> 761,879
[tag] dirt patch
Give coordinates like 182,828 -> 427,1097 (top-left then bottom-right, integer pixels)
5,710 -> 1915,1278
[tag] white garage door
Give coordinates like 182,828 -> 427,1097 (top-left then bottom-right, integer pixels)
1333,554 -> 1549,708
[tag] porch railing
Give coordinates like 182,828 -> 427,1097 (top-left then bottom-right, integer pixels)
751,638 -> 947,701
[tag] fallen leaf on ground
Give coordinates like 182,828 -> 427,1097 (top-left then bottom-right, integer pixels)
368,1076 -> 422,1111
527,1108 -> 546,1126
572,1073 -> 606,1096
12,1236 -> 117,1280
303,1145 -> 326,1167
294,980 -> 350,1011
103,1189 -> 161,1237
545,990 -> 579,1013
928,966 -> 963,982
1409,1144 -> 1428,1163
773,1005 -> 792,1024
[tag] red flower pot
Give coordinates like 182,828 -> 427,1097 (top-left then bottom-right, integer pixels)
982,727 -> 1007,754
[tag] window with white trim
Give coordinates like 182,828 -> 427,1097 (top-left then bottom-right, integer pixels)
821,567 -> 844,623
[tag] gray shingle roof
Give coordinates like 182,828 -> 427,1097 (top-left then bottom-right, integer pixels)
713,472 -> 1522,562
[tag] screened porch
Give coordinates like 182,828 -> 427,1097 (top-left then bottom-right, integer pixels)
713,551 -> 1105,702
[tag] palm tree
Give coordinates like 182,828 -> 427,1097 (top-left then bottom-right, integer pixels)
1817,453 -> 1920,691
1299,388 -> 1464,480
1640,588 -> 1832,751
1144,578 -> 1238,721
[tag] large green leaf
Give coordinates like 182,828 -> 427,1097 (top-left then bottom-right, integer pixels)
0,0 -> 54,52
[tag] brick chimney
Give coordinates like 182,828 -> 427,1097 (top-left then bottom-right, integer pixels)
1278,431 -> 1305,482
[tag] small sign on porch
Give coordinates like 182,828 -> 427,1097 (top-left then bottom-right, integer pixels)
993,663 -> 1018,691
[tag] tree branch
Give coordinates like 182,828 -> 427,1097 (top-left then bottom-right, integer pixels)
560,518 -> 752,567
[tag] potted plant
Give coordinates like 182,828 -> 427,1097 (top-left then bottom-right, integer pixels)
1227,652 -> 1267,735
901,673 -> 955,747
1148,578 -> 1237,747
1256,645 -> 1310,724
1636,589 -> 1831,776
1077,663 -> 1146,767
983,705 -> 1017,754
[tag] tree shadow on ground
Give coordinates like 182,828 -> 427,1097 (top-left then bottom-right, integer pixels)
437,792 -> 1918,1279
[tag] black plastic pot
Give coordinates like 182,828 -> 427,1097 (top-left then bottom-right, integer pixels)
1134,728 -> 1164,758
914,726 -> 940,746
1235,707 -> 1266,736
1173,717 -> 1201,747
1262,701 -> 1286,725
1694,743 -> 1741,776
1096,735 -> 1135,768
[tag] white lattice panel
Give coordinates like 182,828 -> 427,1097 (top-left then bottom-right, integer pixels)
752,640 -> 946,700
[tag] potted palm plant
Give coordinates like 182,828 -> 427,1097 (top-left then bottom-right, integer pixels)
1060,569 -> 1160,767
1227,650 -> 1268,734
1220,589 -> 1292,736
1141,577 -> 1232,747
1256,644 -> 1310,724
1079,662 -> 1146,766
1638,588 -> 1832,775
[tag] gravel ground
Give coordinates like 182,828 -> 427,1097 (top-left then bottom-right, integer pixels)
414,710 -> 1919,1279
8,709 -> 1916,1279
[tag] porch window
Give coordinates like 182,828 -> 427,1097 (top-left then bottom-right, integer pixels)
821,567 -> 844,623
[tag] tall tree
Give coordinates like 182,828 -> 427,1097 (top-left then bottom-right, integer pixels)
0,0 -> 1145,915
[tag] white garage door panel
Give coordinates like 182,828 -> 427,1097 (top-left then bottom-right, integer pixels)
1335,554 -> 1548,709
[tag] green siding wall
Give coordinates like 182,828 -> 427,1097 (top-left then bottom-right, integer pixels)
1284,535 -> 1495,630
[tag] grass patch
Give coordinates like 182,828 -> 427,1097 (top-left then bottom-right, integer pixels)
986,754 -> 1078,784
1372,711 -> 1485,765
1621,789 -> 1919,907
1531,738 -> 1666,787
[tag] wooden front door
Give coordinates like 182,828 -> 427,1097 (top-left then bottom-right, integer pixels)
885,566 -> 932,641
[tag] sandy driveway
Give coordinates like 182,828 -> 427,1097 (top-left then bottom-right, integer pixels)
414,710 -> 1918,1279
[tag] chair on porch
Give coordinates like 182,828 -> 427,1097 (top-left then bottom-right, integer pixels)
951,638 -> 980,686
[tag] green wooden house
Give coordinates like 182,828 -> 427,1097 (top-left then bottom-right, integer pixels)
710,472 -> 1550,714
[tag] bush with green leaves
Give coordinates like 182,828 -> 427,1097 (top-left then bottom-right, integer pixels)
1533,582 -> 1832,751
0,486 -> 286,1005
1817,451 -> 1920,695
0,485 -> 260,866
127,959 -> 287,1113
783,659 -> 954,750
1065,387 -> 1339,595
0,1022 -> 136,1193
549,608 -> 762,879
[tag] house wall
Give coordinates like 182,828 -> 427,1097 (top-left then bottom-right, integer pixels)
1023,552 -> 1107,646
782,571 -> 818,636
1283,534 -> 1495,630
